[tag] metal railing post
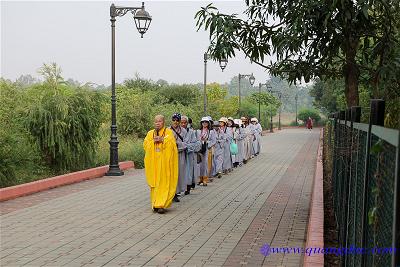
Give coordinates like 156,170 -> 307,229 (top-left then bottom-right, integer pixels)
361,99 -> 385,267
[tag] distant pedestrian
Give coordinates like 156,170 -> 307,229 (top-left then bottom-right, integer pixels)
306,117 -> 313,130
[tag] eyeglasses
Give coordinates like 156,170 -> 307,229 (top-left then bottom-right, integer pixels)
172,119 -> 180,122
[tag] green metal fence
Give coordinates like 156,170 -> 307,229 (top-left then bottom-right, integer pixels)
325,100 -> 400,267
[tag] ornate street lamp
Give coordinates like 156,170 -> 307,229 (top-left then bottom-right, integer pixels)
219,58 -> 228,72
107,2 -> 152,176
238,73 -> 255,110
203,53 -> 228,115
249,73 -> 255,86
133,3 -> 152,38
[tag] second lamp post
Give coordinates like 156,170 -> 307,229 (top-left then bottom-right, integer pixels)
238,73 -> 255,111
258,82 -> 271,122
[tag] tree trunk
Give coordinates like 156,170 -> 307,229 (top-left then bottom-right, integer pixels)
343,38 -> 360,107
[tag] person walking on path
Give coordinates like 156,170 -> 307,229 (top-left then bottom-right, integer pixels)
225,117 -> 235,173
197,117 -> 216,186
306,116 -> 313,131
214,118 -> 227,178
233,119 -> 244,167
251,118 -> 262,156
241,117 -> 251,163
169,113 -> 188,202
246,117 -> 256,158
143,115 -> 178,214
181,116 -> 201,195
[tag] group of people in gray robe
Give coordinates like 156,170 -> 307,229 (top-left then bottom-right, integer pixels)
169,113 -> 262,202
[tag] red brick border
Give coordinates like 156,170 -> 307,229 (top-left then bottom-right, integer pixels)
0,161 -> 134,202
303,129 -> 324,267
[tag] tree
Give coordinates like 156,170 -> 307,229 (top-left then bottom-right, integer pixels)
195,0 -> 400,107
206,83 -> 239,119
26,65 -> 103,172
159,84 -> 201,106
309,78 -> 347,113
38,63 -> 65,91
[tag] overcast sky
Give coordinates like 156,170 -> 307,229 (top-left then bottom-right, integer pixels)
1,1 -> 276,86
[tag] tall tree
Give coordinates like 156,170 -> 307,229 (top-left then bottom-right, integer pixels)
195,0 -> 400,106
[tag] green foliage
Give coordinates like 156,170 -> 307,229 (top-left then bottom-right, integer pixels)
298,108 -> 321,123
117,89 -> 156,138
289,120 -> 299,126
95,129 -> 145,169
159,84 -> 201,106
124,75 -> 157,92
310,78 -> 347,113
206,82 -> 239,120
117,80 -> 204,136
239,99 -> 258,118
195,0 -> 400,107
249,92 -> 280,110
0,79 -> 50,187
26,64 -> 103,172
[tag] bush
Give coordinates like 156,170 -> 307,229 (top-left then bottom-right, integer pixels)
298,108 -> 321,123
0,79 -> 51,187
26,84 -> 103,172
95,129 -> 145,169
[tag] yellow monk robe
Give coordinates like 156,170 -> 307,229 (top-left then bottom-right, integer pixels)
143,127 -> 178,209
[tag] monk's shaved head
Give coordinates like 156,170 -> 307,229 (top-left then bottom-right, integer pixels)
154,115 -> 165,130
155,115 -> 165,121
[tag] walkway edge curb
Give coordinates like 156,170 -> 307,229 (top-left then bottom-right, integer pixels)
0,161 -> 134,202
303,128 -> 324,267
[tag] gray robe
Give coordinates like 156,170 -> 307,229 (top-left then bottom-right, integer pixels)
185,127 -> 201,185
243,125 -> 253,160
214,128 -> 225,174
254,123 -> 262,154
197,129 -> 216,177
223,127 -> 233,170
233,127 -> 244,164
248,124 -> 257,156
170,126 -> 188,193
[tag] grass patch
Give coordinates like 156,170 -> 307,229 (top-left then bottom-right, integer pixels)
95,130 -> 144,169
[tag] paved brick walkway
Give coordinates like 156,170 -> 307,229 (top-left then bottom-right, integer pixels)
0,129 -> 320,267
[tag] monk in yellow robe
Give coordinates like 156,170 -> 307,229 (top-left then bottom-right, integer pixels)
143,115 -> 178,214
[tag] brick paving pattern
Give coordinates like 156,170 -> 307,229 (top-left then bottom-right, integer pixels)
0,129 -> 320,267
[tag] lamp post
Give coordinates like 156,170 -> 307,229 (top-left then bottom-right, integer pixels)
295,93 -> 298,126
267,88 -> 282,132
278,93 -> 282,130
258,82 -> 270,122
238,73 -> 255,111
107,2 -> 152,176
203,53 -> 228,115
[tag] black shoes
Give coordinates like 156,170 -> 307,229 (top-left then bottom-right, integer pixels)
153,208 -> 159,212
157,208 -> 165,214
185,185 -> 191,195
173,194 -> 180,202
191,183 -> 196,189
